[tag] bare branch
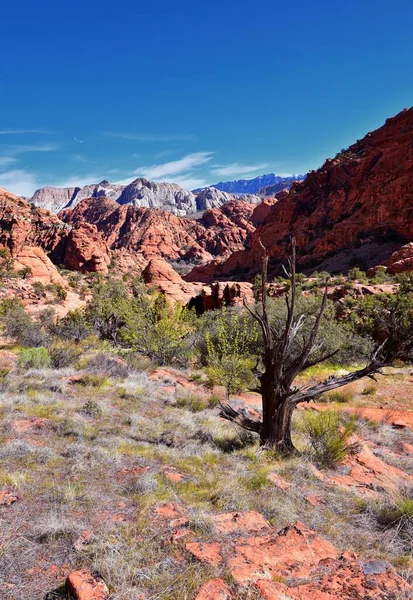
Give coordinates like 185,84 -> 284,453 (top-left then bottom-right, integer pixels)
219,403 -> 262,434
292,360 -> 389,404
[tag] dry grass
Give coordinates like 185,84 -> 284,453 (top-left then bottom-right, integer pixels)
1,362 -> 413,598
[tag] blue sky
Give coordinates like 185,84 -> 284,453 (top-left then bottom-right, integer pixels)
1,0 -> 413,196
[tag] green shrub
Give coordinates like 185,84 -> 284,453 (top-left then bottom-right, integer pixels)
361,385 -> 376,396
81,400 -> 102,418
323,389 -> 354,403
366,493 -> 413,530
78,374 -> 110,388
176,394 -> 208,412
0,300 -> 48,347
18,347 -> 51,369
298,410 -> 358,468
49,340 -> 79,368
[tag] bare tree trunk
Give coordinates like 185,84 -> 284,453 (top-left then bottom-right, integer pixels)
260,371 -> 295,453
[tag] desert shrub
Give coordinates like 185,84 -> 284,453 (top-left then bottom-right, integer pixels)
52,309 -> 92,342
121,292 -> 196,365
78,374 -> 110,388
86,352 -> 129,378
18,347 -> 51,369
176,394 -> 208,412
348,267 -> 368,282
361,385 -> 376,396
365,490 -> 413,532
17,266 -> 32,279
0,247 -> 13,273
46,282 -> 67,301
212,428 -> 256,452
48,340 -> 79,368
80,399 -> 102,418
297,410 -> 358,468
0,300 -> 48,347
323,388 -> 354,403
369,266 -> 392,285
85,278 -> 137,344
203,308 -> 259,397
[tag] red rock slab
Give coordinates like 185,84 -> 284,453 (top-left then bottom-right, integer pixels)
401,441 -> 413,454
255,554 -> 413,599
330,443 -> 413,495
213,511 -> 271,535
13,417 -> 49,433
185,541 -> 223,567
312,403 -> 413,431
227,521 -> 338,585
0,490 -> 18,506
195,578 -> 233,599
162,466 -> 186,483
153,502 -> 189,528
66,570 -> 109,600
267,473 -> 292,491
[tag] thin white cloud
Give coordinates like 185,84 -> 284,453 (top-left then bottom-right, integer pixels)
211,162 -> 269,177
135,151 -> 213,180
0,157 -> 17,169
103,132 -> 197,142
169,177 -> 209,190
0,129 -> 54,135
0,169 -> 40,197
6,144 -> 58,156
72,154 -> 88,163
53,175 -> 102,188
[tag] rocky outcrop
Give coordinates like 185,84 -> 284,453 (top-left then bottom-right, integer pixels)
0,188 -> 112,276
142,258 -> 204,305
182,512 -> 411,599
62,223 -> 111,274
373,242 -> 413,275
12,246 -> 66,284
142,257 -> 254,310
60,197 -> 257,262
188,107 -> 413,282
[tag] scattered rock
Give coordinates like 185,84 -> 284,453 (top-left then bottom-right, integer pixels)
213,511 -> 271,535
0,490 -> 18,506
66,569 -> 109,600
267,473 -> 292,491
195,578 -> 233,599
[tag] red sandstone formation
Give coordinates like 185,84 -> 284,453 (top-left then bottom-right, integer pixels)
142,257 -> 254,309
186,107 -> 413,282
62,223 -> 111,273
60,196 -> 257,262
0,188 -> 110,276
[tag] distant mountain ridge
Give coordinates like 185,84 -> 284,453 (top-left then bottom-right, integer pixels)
29,178 -> 261,215
193,173 -> 305,195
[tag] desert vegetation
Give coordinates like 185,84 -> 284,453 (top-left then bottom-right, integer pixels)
1,255 -> 413,598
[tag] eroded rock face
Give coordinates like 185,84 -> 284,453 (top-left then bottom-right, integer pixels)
142,257 -> 254,309
62,223 -> 111,274
60,197 -> 257,263
188,107 -> 413,282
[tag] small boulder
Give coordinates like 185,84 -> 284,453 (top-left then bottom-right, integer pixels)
66,570 -> 109,600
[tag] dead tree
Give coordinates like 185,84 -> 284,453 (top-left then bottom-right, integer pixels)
220,238 -> 411,454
